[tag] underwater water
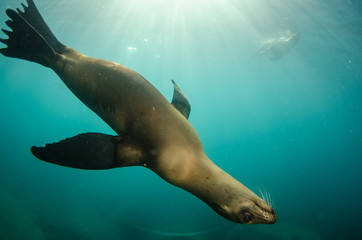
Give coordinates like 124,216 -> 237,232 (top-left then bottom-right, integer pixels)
0,0 -> 361,239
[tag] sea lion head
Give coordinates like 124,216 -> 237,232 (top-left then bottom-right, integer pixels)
210,186 -> 277,224
236,197 -> 277,224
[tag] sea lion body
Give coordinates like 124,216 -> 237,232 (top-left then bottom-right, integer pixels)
54,49 -> 203,173
0,0 -> 276,224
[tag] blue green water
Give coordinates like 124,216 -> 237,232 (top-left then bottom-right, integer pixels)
0,0 -> 361,239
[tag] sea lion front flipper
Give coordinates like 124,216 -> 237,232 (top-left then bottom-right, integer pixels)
171,80 -> 191,119
31,133 -> 143,170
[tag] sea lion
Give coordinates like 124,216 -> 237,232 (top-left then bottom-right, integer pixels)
0,0 -> 276,224
257,30 -> 300,61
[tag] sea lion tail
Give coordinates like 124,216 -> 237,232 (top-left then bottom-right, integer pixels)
0,0 -> 65,67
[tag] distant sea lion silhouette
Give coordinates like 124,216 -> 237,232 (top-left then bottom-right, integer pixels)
257,30 -> 300,60
0,0 -> 276,224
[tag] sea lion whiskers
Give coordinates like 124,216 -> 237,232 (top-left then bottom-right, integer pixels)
257,186 -> 274,208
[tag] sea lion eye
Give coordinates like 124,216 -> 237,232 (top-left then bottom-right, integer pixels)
243,214 -> 252,223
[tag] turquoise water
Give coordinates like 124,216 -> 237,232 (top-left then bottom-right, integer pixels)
0,0 -> 361,239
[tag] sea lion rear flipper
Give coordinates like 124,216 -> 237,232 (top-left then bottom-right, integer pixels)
171,80 -> 191,119
31,132 -> 143,170
0,0 -> 65,67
